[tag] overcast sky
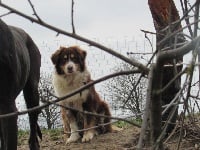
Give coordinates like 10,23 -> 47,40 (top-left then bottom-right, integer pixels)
0,1 -> 156,74
0,0 -> 189,82
0,0 -> 155,41
0,1 -> 190,71
0,0 -> 190,73
0,1 -> 188,49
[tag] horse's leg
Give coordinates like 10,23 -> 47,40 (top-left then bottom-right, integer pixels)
23,79 -> 41,150
0,121 -> 3,150
0,102 -> 18,150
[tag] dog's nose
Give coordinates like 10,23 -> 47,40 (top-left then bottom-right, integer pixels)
68,66 -> 73,71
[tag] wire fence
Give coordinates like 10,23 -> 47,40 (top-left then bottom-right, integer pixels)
16,36 -> 153,130
15,34 -> 200,131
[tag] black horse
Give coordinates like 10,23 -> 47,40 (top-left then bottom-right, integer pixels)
0,19 -> 42,150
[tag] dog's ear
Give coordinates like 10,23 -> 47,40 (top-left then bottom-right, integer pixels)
51,48 -> 62,65
81,49 -> 87,60
72,46 -> 87,72
76,46 -> 87,60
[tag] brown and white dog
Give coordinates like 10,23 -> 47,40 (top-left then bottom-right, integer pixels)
51,46 -> 112,144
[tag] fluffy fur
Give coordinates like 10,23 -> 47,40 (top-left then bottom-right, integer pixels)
51,46 -> 112,144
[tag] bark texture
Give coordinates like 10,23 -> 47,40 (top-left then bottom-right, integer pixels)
148,0 -> 184,143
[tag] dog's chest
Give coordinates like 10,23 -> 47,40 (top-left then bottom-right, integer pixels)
53,72 -> 90,104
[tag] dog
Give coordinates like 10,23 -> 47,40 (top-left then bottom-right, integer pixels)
0,19 -> 41,150
51,46 -> 112,144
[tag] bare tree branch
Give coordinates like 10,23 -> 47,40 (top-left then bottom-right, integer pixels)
156,67 -> 187,95
157,35 -> 200,63
0,11 -> 12,17
180,0 -> 194,37
141,29 -> 156,53
27,0 -> 43,22
137,64 -> 154,149
44,98 -> 141,128
0,70 -> 141,119
0,70 -> 142,128
193,0 -> 200,38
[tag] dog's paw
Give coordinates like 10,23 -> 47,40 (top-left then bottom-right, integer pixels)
66,133 -> 80,144
82,131 -> 96,143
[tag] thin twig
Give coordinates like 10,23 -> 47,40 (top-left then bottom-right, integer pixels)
157,35 -> 200,63
155,103 -> 179,149
71,0 -> 76,34
193,0 -> 200,38
190,94 -> 200,100
45,99 -> 141,128
64,122 -> 112,134
27,0 -> 43,22
162,89 -> 181,116
176,5 -> 200,149
156,67 -> 187,95
176,72 -> 192,149
124,31 -> 156,109
140,29 -> 155,53
63,115 -> 137,134
180,0 -> 193,36
0,11 -> 12,17
127,52 -> 152,55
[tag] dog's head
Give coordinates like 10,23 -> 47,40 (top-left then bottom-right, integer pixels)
51,46 -> 87,75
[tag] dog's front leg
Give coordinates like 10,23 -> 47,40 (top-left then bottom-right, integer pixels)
66,110 -> 81,144
82,115 -> 98,142
61,108 -> 70,140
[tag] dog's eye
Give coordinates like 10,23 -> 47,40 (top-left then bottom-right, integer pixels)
61,55 -> 68,63
70,55 -> 78,62
64,55 -> 68,59
70,54 -> 75,59
70,54 -> 76,60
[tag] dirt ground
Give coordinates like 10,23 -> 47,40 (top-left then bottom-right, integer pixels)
18,126 -> 139,150
18,124 -> 200,150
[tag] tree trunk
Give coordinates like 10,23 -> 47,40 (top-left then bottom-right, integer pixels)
148,0 -> 184,144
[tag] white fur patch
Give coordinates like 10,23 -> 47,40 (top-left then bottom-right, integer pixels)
52,69 -> 90,106
62,60 -> 77,75
82,130 -> 97,142
66,122 -> 81,144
